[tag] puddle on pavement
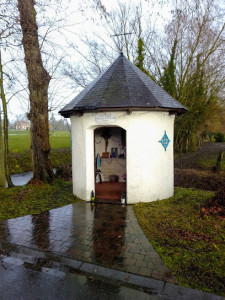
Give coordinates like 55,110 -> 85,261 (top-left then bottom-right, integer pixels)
92,204 -> 127,264
0,203 -> 128,269
0,203 -> 127,294
0,201 -> 174,282
0,246 -> 155,299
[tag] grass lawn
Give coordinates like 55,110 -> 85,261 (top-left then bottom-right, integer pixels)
134,187 -> 225,296
8,130 -> 71,152
8,130 -> 71,174
0,180 -> 80,220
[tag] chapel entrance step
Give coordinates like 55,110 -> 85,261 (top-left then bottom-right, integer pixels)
95,182 -> 126,204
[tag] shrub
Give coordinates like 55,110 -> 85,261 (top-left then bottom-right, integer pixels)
214,132 -> 225,143
201,186 -> 225,216
55,164 -> 72,181
210,187 -> 225,207
174,168 -> 225,191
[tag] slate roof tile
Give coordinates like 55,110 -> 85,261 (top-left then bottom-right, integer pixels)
59,53 -> 187,117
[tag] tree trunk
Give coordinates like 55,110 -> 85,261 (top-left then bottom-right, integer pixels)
212,150 -> 224,173
0,49 -> 13,187
0,104 -> 6,188
17,0 -> 54,181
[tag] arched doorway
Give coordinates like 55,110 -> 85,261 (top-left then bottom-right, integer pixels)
94,126 -> 126,204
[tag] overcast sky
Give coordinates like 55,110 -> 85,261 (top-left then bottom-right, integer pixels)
4,0 -> 173,121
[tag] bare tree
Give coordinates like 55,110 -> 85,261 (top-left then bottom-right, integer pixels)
64,0 -> 225,153
17,0 -> 54,181
0,48 -> 14,186
161,0 -> 225,152
0,104 -> 5,188
63,1 -> 158,88
0,0 -> 19,187
1,0 -> 82,184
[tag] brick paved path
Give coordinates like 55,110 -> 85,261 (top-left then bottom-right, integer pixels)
0,202 -> 176,283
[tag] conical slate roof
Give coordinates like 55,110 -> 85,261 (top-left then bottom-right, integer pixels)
59,53 -> 187,117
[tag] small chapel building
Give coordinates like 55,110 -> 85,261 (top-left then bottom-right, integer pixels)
59,53 -> 187,204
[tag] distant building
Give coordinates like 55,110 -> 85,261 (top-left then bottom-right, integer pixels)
15,121 -> 30,130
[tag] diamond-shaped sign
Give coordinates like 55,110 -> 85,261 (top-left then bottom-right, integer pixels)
159,131 -> 170,151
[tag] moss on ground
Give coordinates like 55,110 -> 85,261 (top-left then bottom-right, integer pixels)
134,187 -> 225,296
0,179 -> 80,220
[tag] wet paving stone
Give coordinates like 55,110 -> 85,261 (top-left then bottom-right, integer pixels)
0,202 -> 177,283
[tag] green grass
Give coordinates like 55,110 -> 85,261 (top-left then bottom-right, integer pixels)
8,130 -> 71,174
0,179 -> 80,220
134,187 -> 225,296
8,130 -> 71,152
49,131 -> 71,149
9,130 -> 31,152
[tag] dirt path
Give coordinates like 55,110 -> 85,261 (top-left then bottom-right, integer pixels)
174,142 -> 225,170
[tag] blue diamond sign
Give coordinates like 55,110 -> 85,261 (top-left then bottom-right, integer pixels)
159,131 -> 170,151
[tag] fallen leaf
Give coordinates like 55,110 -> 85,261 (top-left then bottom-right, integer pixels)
213,243 -> 220,251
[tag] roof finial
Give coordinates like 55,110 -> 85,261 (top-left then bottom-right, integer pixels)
110,32 -> 132,57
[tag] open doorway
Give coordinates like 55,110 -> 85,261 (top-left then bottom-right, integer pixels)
94,126 -> 126,204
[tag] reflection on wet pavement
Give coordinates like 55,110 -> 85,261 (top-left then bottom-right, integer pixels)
92,204 -> 127,265
0,246 -> 158,300
0,202 -> 176,283
32,212 -> 50,249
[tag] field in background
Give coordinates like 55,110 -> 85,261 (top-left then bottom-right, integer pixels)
8,130 -> 71,151
8,130 -> 71,174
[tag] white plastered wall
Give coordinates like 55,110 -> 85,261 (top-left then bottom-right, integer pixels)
70,111 -> 175,203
